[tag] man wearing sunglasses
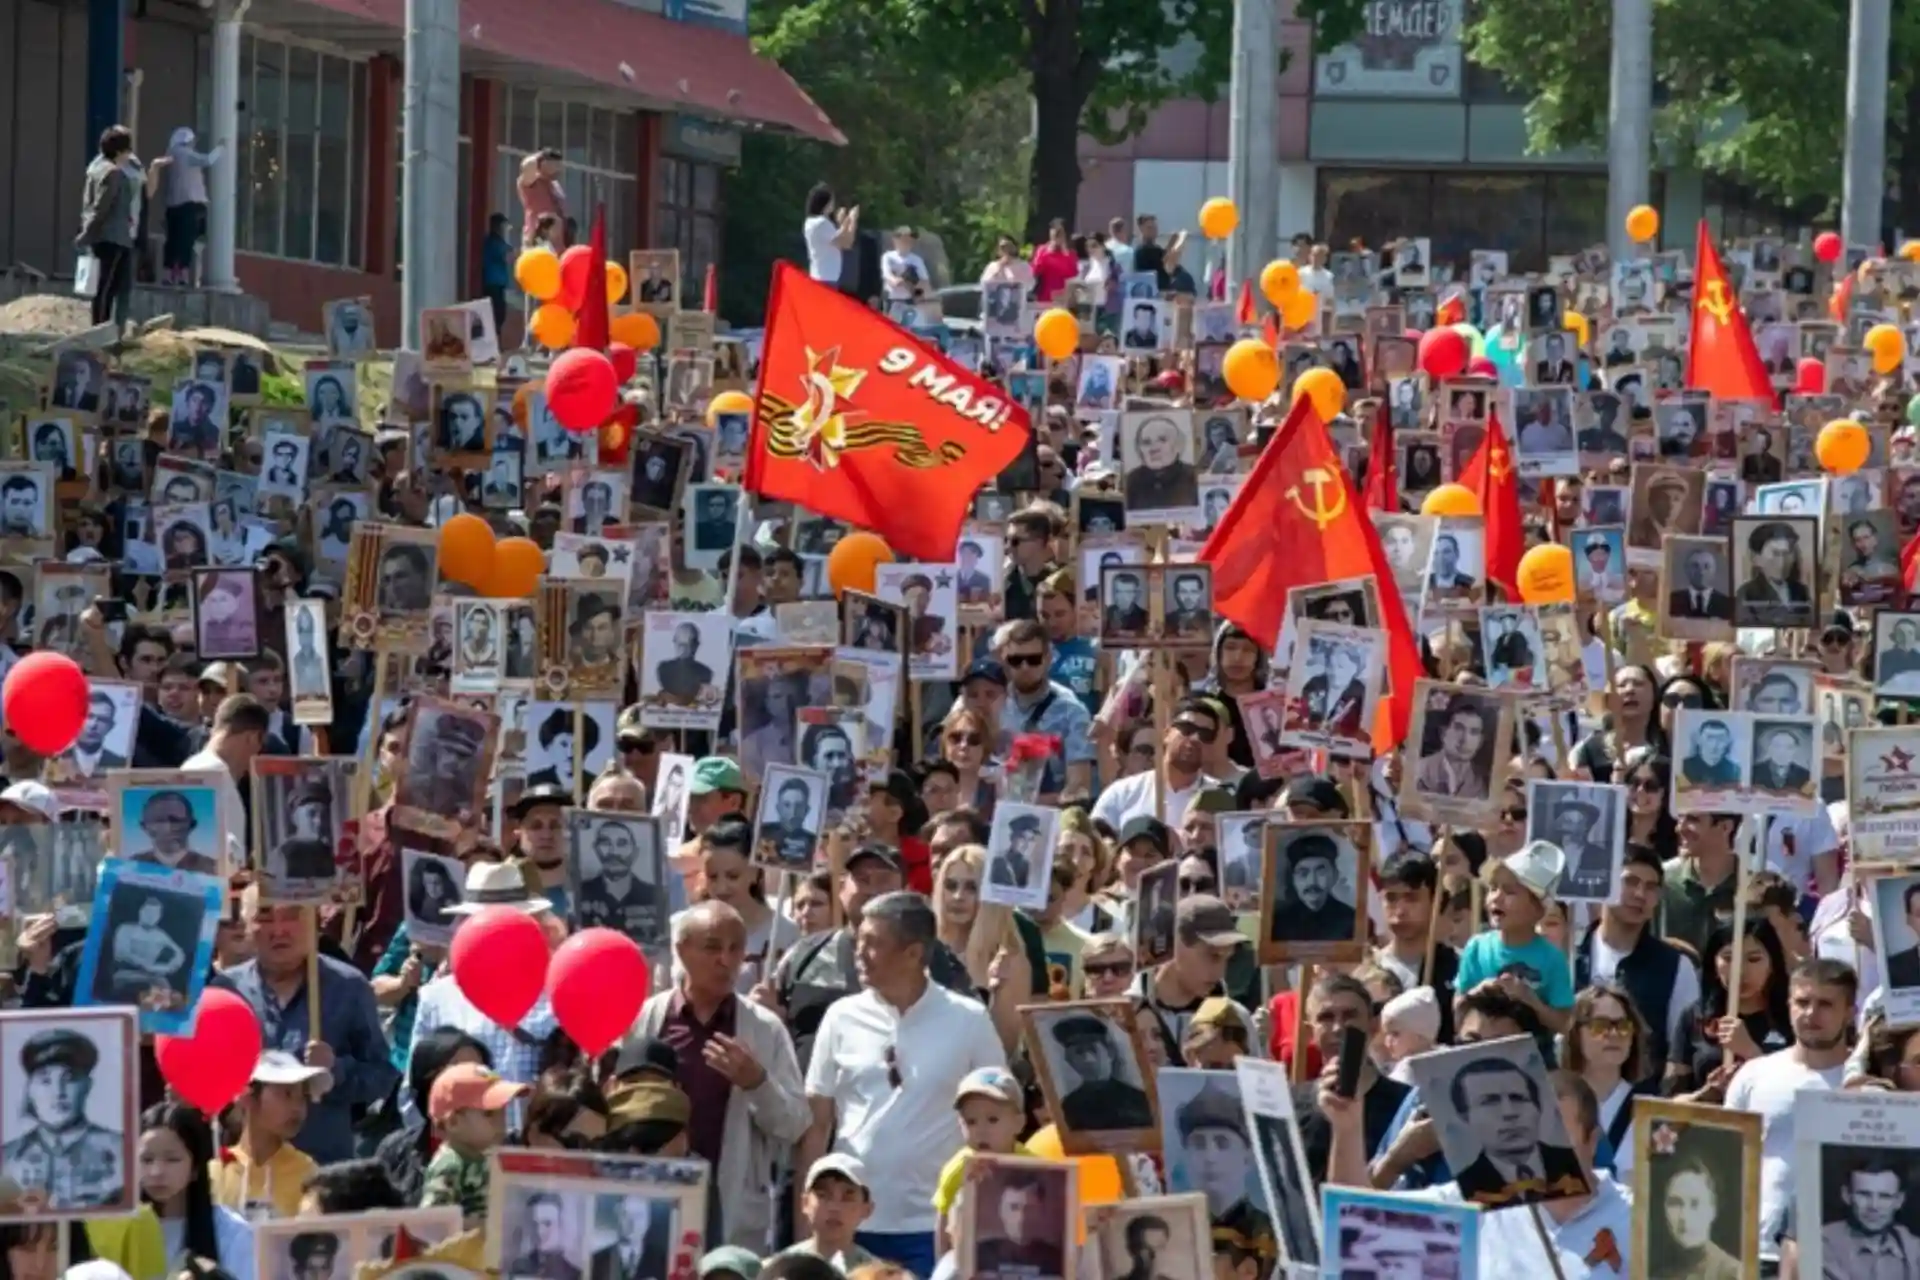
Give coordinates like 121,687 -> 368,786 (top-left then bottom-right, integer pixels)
994,619 -> 1094,804
1091,698 -> 1229,833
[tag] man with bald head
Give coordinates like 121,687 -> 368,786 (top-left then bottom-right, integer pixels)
616,900 -> 810,1252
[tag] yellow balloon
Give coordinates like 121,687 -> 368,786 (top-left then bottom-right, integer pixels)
707,390 -> 754,426
1279,289 -> 1318,332
1562,310 -> 1590,348
1902,241 -> 1920,264
1198,197 -> 1238,240
1291,366 -> 1346,422
529,302 -> 576,350
1516,543 -> 1576,604
1222,339 -> 1279,403
1421,483 -> 1480,517
515,247 -> 562,302
1625,204 -> 1660,242
604,261 -> 630,305
1034,308 -> 1080,362
1866,322 -> 1907,375
1260,260 -> 1300,306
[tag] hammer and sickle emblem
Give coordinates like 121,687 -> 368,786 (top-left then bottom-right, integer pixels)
1285,467 -> 1347,530
1702,280 -> 1735,325
1489,454 -> 1511,482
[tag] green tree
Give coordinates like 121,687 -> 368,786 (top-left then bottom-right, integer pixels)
758,0 -> 1366,245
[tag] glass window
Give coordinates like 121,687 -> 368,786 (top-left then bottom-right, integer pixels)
615,113 -> 637,172
538,99 -> 564,154
565,103 -> 590,166
348,60 -> 366,267
1318,171 -> 1432,262
315,55 -> 350,265
284,46 -> 318,261
494,95 -> 639,255
692,163 -> 719,212
1433,172 -> 1544,268
247,39 -> 285,256
590,107 -> 615,171
508,87 -> 536,153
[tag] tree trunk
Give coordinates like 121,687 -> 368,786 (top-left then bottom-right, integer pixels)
1896,76 -> 1920,239
1024,0 -> 1086,247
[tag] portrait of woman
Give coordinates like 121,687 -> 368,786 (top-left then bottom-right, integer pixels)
208,499 -> 247,566
163,521 -> 209,571
307,373 -> 353,426
407,855 -> 462,931
107,895 -> 189,1003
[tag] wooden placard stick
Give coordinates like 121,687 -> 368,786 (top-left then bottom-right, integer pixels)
1525,1202 -> 1571,1280
572,700 -> 586,797
1153,652 -> 1171,823
1723,818 -> 1757,1019
1290,962 -> 1316,1083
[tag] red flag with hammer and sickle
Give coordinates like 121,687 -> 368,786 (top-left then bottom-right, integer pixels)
1686,219 -> 1774,402
1458,409 -> 1524,599
1198,398 -> 1422,750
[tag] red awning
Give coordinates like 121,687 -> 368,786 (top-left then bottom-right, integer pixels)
302,0 -> 844,144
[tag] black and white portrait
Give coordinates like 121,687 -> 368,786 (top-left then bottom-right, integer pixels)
1731,516 -> 1818,630
1280,622 -> 1381,757
1401,681 -> 1507,821
797,716 -> 862,815
322,298 -> 375,360
394,698 -> 496,832
1631,1102 -> 1758,1280
50,350 -> 106,416
502,1188 -> 586,1280
401,849 -> 466,947
1405,1034 -> 1591,1209
259,429 -> 311,504
751,764 -> 828,871
587,1191 -> 676,1280
1789,1092 -> 1920,1280
254,758 -> 349,901
1023,1001 -> 1157,1154
102,372 -> 150,427
1478,606 -> 1546,690
1160,1069 -> 1287,1252
83,874 -> 210,1013
1840,510 -> 1903,608
0,1009 -> 135,1215
1076,356 -> 1122,413
1422,522 -> 1484,620
961,1155 -> 1077,1280
1877,611 -> 1920,698
1085,1194 -> 1209,1280
1215,812 -> 1266,913
683,483 -> 739,571
567,811 -> 668,950
315,493 -> 369,566
631,437 -> 687,513
1258,822 -> 1367,964
639,611 -> 731,731
567,472 -> 626,537
1132,859 -> 1177,969
1662,536 -> 1734,642
482,450 -> 524,510
1120,410 -> 1201,524
841,589 -> 907,663
1525,780 -> 1626,903
1100,567 -> 1150,646
1749,718 -> 1817,804
1159,567 -> 1213,647
374,536 -> 438,616
1671,709 -> 1752,810
1121,299 -> 1169,352
982,802 -> 1059,912
327,426 -> 373,486
434,387 -> 490,455
451,600 -> 504,694
26,416 -> 78,481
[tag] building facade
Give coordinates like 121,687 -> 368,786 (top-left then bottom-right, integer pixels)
0,0 -> 837,341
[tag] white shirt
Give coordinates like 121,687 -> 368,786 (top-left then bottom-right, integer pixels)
804,981 -> 1006,1233
1299,265 -> 1335,297
804,215 -> 842,283
881,249 -> 930,300
1724,1050 -> 1846,1260
1761,809 -> 1840,893
1596,1080 -> 1636,1182
1411,1172 -> 1636,1278
1090,769 -> 1200,834
182,746 -> 247,874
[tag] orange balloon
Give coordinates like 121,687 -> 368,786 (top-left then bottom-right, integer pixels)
707,390 -> 755,427
1866,323 -> 1906,374
483,536 -> 546,599
1625,204 -> 1660,242
529,303 -> 576,350
1279,288 -> 1318,331
1222,339 -> 1279,403
1515,542 -> 1576,604
1291,366 -> 1346,421
515,247 -> 561,301
1421,483 -> 1480,517
1260,259 -> 1300,306
609,310 -> 661,350
511,381 -> 540,431
825,531 -> 894,598
1034,308 -> 1080,362
438,513 -> 497,589
1816,418 -> 1871,474
604,261 -> 629,304
1197,197 -> 1238,240
1024,1125 -> 1124,1240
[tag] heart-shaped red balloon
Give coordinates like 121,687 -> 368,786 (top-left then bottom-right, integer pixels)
155,987 -> 263,1115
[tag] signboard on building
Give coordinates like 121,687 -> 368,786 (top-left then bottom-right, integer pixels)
665,0 -> 749,33
666,116 -> 744,167
1313,0 -> 1462,98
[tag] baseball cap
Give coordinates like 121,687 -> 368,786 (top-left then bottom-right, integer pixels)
1176,895 -> 1246,949
1185,997 -> 1251,1047
1118,815 -> 1172,858
954,1066 -> 1023,1109
252,1049 -> 334,1097
963,657 -> 1009,688
0,781 -> 58,822
698,1247 -> 762,1280
845,842 -> 903,875
690,757 -> 747,796
1189,787 -> 1238,816
1381,986 -> 1441,1040
805,1152 -> 871,1193
1282,773 -> 1351,818
428,1062 -> 530,1121
605,1078 -> 692,1129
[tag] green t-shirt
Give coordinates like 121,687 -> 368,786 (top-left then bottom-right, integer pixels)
420,1143 -> 491,1219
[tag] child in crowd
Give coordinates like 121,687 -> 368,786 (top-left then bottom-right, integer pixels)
1378,986 -> 1440,1083
421,1062 -> 529,1225
773,1153 -> 876,1271
1454,842 -> 1576,1032
209,1052 -> 328,1219
1181,996 -> 1251,1069
932,1067 -> 1031,1256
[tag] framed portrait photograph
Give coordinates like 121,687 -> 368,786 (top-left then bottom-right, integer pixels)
1132,859 -> 1177,969
1731,515 -> 1819,630
107,772 -> 225,878
637,610 -> 731,732
1748,716 -> 1820,809
252,757 -> 356,904
451,599 -> 506,694
957,1153 -> 1080,1280
1374,512 -> 1436,618
1022,1000 -> 1159,1155
1525,780 -> 1627,904
486,1149 -> 708,1280
552,579 -> 625,696
190,566 -> 262,662
0,1007 -> 138,1220
43,680 -> 137,785
48,348 -> 106,420
1628,463 -> 1705,557
630,434 -> 688,513
1423,517 -> 1485,621
101,371 -> 150,429
751,763 -> 829,872
1477,605 -> 1549,690
566,810 -> 669,952
1099,563 -> 1151,649
630,249 -> 681,310
1660,534 -> 1735,643
1512,386 -> 1577,475
1236,690 -> 1297,781
313,491 -> 369,567
72,858 -> 223,1035
29,564 -> 100,659
1404,1034 -> 1592,1209
304,360 -> 356,428
1119,409 -> 1201,524
1258,821 -> 1370,965
1320,1186 -> 1481,1280
393,696 -> 499,838
284,599 -> 334,727
1399,680 -> 1512,825
1869,868 -> 1920,1030
1159,1066 -> 1302,1259
1074,493 -> 1126,539
253,1208 -> 462,1280
840,588 -> 909,666
1792,1091 -> 1920,1280
6,820 -> 102,923
873,562 -> 959,681
343,523 -> 441,644
682,482 -> 740,572
981,802 -> 1059,912
1839,509 -> 1904,608
1875,610 -> 1920,698
400,847 -> 467,948
568,470 -> 627,536
652,752 -> 694,850
1280,621 -> 1382,758
324,423 -> 373,486
1214,812 -> 1267,914
523,700 -> 616,796
1083,1193 -> 1210,1280
1156,564 -> 1214,649
419,307 -> 475,378
321,296 -> 377,360
0,462 -> 58,558
431,384 -> 492,459
1670,707 -> 1753,813
954,531 -> 1005,623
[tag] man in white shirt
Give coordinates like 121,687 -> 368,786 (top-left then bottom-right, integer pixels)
803,183 -> 858,285
881,227 -> 930,302
799,891 -> 1004,1279
181,692 -> 271,876
1091,696 -> 1227,833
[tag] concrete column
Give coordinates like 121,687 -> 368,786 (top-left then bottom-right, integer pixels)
85,0 -> 125,155
1226,0 -> 1279,286
400,0 -> 462,348
1606,0 -> 1653,259
1842,0 -> 1891,249
203,0 -> 248,291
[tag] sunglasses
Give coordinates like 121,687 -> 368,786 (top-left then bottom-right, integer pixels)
1083,961 -> 1134,979
1585,1016 -> 1636,1037
885,1043 -> 903,1090
1171,719 -> 1218,744
1128,742 -> 1157,757
947,732 -> 984,748
1627,774 -> 1663,794
1662,691 -> 1702,709
1004,651 -> 1046,668
619,736 -> 656,754
1178,875 -> 1216,893
1500,806 -> 1527,823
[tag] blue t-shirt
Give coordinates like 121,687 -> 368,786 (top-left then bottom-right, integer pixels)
1051,637 -> 1100,713
1455,931 -> 1575,1010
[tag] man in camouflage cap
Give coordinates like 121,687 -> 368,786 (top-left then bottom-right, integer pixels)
0,1028 -> 124,1208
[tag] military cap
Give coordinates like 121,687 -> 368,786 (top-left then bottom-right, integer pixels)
901,573 -> 933,594
606,1079 -> 692,1129
1050,1014 -> 1111,1049
20,1029 -> 96,1076
1177,1081 -> 1247,1142
1009,815 -> 1042,836
430,713 -> 486,756
1283,832 -> 1342,869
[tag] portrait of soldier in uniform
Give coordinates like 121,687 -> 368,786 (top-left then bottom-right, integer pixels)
0,1024 -> 126,1210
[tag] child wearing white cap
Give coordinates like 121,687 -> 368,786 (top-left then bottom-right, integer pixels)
1453,841 -> 1575,1033
1379,986 -> 1440,1083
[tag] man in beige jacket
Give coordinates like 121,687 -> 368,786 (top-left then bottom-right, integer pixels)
620,900 -> 810,1252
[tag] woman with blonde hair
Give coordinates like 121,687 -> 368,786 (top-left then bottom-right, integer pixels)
936,702 -> 999,819
1054,809 -> 1115,933
932,843 -> 1031,1049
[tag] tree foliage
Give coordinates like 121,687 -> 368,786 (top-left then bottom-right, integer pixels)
1466,0 -> 1920,218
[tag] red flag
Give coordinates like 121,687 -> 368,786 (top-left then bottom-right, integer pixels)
1261,313 -> 1280,349
1363,399 -> 1397,513
1235,279 -> 1256,327
1831,270 -> 1856,323
1458,412 -> 1524,598
1686,219 -> 1773,401
1902,524 -> 1920,599
745,263 -> 1032,561
703,262 -> 719,314
575,208 -> 609,352
1199,399 -> 1423,749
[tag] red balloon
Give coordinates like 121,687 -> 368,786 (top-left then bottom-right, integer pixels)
545,349 -> 621,434
1796,356 -> 1827,394
608,342 -> 638,385
557,244 -> 595,311
1814,231 -> 1843,264
1466,355 -> 1500,379
155,988 -> 263,1115
548,928 -> 652,1056
1416,327 -> 1469,379
449,906 -> 550,1029
1,651 -> 90,756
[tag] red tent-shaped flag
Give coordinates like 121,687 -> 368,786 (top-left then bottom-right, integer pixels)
1199,399 -> 1423,749
1458,412 -> 1524,598
1362,398 -> 1398,514
745,263 -> 1033,561
1686,219 -> 1774,402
